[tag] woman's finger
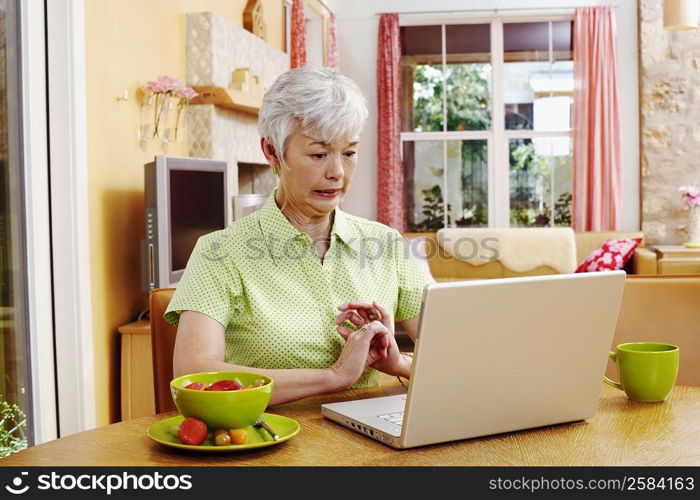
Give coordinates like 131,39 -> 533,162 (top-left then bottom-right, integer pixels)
371,301 -> 390,321
366,348 -> 383,366
368,336 -> 388,364
337,301 -> 375,311
369,301 -> 393,331
339,302 -> 383,324
376,329 -> 389,359
336,325 -> 353,339
354,324 -> 387,365
335,310 -> 364,327
356,308 -> 370,324
368,322 -> 389,347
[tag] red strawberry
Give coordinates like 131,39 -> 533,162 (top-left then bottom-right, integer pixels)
206,379 -> 244,391
184,382 -> 206,390
177,417 -> 208,445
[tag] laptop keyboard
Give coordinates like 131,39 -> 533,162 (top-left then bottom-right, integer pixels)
378,412 -> 405,427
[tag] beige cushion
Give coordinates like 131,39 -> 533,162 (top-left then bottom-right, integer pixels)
437,228 -> 577,274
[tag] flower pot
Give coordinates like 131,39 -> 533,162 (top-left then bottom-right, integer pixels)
684,205 -> 700,248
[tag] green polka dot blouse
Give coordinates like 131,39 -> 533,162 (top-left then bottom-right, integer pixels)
164,188 -> 433,388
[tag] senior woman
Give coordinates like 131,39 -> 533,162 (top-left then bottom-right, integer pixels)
165,67 -> 432,405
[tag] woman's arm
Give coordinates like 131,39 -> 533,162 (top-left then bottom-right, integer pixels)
401,316 -> 420,342
173,310 -> 388,406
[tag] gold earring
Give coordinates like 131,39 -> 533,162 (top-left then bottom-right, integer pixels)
272,164 -> 280,175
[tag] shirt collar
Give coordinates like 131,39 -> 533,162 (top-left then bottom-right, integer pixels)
258,188 -> 361,260
331,207 -> 361,254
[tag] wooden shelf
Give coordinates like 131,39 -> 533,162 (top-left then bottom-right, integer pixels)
190,86 -> 262,115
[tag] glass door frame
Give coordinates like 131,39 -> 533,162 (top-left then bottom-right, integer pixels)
14,0 -> 58,444
9,0 -> 95,444
45,0 -> 96,437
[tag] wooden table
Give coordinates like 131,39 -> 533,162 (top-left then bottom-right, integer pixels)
2,384 -> 700,466
653,245 -> 700,275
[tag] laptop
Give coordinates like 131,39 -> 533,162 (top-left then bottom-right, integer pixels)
322,271 -> 626,449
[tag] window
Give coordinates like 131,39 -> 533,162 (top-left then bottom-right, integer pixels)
401,18 -> 573,230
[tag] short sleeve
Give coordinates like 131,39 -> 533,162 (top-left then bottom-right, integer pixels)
164,236 -> 243,328
393,231 -> 435,322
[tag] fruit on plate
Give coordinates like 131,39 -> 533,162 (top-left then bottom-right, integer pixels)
228,429 -> 248,445
213,429 -> 231,446
177,417 -> 207,446
180,377 -> 267,391
205,379 -> 245,391
247,378 -> 267,388
184,382 -> 207,390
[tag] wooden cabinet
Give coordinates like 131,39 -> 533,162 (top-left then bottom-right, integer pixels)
653,245 -> 700,275
117,320 -> 155,420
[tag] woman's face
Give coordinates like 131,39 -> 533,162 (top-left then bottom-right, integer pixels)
266,127 -> 359,217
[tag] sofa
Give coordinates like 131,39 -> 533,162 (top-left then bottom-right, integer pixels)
403,229 -> 657,281
610,275 -> 700,386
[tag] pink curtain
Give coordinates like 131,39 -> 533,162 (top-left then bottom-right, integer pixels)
377,13 -> 404,231
327,13 -> 340,71
572,6 -> 622,231
291,0 -> 306,68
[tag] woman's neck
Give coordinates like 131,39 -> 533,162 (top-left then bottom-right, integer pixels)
275,188 -> 333,243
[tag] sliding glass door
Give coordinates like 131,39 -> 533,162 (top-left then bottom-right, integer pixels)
0,0 -> 33,456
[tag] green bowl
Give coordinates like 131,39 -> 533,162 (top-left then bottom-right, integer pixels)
170,371 -> 273,429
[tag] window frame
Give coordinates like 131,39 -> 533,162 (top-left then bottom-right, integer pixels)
400,14 -> 574,229
46,0 -> 96,437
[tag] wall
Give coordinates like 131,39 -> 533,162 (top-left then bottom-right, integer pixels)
326,0 -> 640,231
639,0 -> 700,244
186,12 -> 289,205
84,0 -> 284,426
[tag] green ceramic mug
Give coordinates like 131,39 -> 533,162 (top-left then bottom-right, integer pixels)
604,342 -> 680,402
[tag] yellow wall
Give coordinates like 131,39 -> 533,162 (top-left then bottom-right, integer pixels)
85,0 -> 285,426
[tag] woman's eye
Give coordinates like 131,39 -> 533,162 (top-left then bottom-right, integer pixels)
312,153 -> 327,159
344,151 -> 357,158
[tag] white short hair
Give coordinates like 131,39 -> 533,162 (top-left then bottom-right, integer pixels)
258,67 -> 369,161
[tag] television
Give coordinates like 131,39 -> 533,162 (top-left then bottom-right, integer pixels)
143,155 -> 228,290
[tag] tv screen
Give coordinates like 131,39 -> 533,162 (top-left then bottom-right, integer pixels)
170,170 -> 225,272
144,156 -> 228,290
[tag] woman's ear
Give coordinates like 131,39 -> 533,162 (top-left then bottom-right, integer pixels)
260,138 -> 281,175
260,138 -> 280,164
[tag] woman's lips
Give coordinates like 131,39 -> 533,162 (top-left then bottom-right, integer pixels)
312,189 -> 341,198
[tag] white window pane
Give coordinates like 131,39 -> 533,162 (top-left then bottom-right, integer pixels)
509,138 -> 572,227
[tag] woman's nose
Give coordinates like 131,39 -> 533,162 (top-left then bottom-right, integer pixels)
326,154 -> 344,179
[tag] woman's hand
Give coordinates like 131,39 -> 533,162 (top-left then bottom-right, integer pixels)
329,320 -> 391,389
335,301 -> 411,379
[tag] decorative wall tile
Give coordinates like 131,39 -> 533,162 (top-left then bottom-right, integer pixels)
187,12 -> 289,89
185,12 -> 289,219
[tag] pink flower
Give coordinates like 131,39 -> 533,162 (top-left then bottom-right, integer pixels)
679,185 -> 700,207
146,75 -> 184,94
174,86 -> 199,100
679,185 -> 700,197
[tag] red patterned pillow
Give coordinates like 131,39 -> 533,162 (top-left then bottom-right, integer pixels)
575,238 -> 642,273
